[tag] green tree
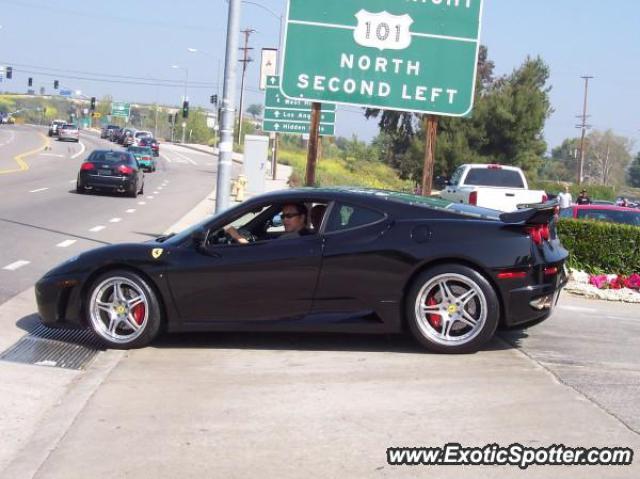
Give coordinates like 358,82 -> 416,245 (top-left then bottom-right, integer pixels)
246,104 -> 263,119
364,48 -> 552,185
626,152 -> 640,188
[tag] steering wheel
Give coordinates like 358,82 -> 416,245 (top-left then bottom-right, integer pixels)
237,228 -> 257,243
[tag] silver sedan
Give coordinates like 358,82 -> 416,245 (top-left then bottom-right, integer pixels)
58,124 -> 80,142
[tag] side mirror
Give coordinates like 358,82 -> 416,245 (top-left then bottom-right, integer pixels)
191,227 -> 206,250
270,213 -> 283,228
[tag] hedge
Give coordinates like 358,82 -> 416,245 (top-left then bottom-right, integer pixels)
557,219 -> 640,274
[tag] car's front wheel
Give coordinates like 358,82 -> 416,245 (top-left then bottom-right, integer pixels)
406,264 -> 499,354
86,270 -> 162,349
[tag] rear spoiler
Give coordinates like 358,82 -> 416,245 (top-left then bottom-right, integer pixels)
499,201 -> 559,226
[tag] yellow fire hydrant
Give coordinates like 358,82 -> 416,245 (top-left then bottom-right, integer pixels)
235,175 -> 248,201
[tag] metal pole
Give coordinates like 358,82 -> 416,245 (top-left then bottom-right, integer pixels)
237,29 -> 255,145
577,75 -> 593,185
215,0 -> 242,213
181,68 -> 189,144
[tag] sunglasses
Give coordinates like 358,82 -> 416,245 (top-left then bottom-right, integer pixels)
282,213 -> 301,219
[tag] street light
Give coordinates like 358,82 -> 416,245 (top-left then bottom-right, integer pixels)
171,65 -> 189,143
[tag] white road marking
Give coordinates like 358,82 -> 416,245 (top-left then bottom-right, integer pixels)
125,209 -> 136,213
71,141 -> 86,159
89,226 -> 105,232
3,260 -> 30,271
558,305 -> 597,313
146,196 -> 154,200
138,201 -> 147,205
109,218 -> 122,223
56,239 -> 77,248
39,153 -> 64,158
153,191 -> 159,195
160,154 -> 173,164
69,180 -> 76,184
29,188 -> 49,193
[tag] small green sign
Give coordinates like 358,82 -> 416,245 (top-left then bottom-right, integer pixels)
281,0 -> 484,117
263,75 -> 336,136
111,102 -> 131,118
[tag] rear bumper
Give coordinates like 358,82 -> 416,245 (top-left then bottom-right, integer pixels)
500,265 -> 568,327
79,174 -> 135,191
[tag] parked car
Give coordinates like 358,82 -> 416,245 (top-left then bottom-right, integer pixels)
48,119 -> 66,137
76,150 -> 144,198
57,123 -> 80,142
559,205 -> 640,227
439,164 -> 547,212
36,189 -> 567,352
138,137 -> 159,157
127,146 -> 156,172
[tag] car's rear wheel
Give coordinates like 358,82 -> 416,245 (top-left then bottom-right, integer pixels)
87,270 -> 162,349
406,264 -> 499,354
76,181 -> 84,194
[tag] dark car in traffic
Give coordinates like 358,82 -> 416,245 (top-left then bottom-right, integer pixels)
36,189 -> 568,353
75,150 -> 144,198
101,124 -> 121,139
559,204 -> 640,227
138,137 -> 159,157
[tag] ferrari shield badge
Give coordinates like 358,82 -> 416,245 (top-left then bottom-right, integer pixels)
151,248 -> 164,259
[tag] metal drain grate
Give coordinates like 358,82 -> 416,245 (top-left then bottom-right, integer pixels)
0,326 -> 104,370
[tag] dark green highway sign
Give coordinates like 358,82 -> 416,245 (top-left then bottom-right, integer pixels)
281,0 -> 484,116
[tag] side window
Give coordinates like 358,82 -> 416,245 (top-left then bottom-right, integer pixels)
326,203 -> 384,233
450,166 -> 464,186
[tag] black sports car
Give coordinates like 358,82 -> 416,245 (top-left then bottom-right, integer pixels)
36,188 -> 568,353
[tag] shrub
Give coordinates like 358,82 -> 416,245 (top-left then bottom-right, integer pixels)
557,219 -> 640,274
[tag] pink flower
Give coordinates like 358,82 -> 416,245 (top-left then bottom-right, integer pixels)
625,274 -> 640,290
589,275 -> 608,289
609,275 -> 626,290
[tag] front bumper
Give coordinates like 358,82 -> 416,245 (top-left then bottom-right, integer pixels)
36,275 -> 85,328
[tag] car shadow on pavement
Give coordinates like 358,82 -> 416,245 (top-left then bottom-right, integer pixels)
150,331 -> 513,355
67,189 -> 138,199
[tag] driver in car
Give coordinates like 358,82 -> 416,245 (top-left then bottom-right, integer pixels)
225,203 -> 310,244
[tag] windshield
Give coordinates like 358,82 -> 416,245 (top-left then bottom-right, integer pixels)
89,151 -> 134,164
464,169 -> 525,188
577,209 -> 640,226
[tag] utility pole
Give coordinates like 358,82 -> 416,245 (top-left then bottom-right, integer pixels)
576,75 -> 593,185
236,28 -> 255,145
215,0 -> 242,213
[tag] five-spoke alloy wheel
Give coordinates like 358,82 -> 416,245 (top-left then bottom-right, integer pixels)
87,270 -> 162,349
407,264 -> 499,353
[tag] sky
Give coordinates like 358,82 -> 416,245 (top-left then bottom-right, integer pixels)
0,0 -> 638,153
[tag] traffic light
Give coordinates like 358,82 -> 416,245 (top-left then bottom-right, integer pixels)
90,97 -> 96,110
54,80 -> 59,90
6,67 -> 12,79
28,77 -> 33,87
210,94 -> 218,106
182,100 -> 189,119
168,114 -> 173,124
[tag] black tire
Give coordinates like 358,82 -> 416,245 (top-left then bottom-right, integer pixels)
139,181 -> 144,195
85,269 -> 162,349
405,264 -> 499,354
76,182 -> 84,194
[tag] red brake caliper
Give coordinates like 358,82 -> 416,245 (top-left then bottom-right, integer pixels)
426,295 -> 441,329
132,303 -> 146,325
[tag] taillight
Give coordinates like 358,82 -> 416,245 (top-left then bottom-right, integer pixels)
81,162 -> 95,171
542,194 -> 548,203
143,156 -> 151,161
544,266 -> 559,276
497,270 -> 528,280
118,165 -> 134,175
469,191 -> 478,205
526,224 -> 550,246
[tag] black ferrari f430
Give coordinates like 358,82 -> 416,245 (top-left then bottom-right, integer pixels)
36,188 -> 568,353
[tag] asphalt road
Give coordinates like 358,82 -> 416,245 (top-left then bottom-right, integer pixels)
0,125 -> 221,304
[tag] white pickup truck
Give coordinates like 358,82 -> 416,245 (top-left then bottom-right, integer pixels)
439,164 -> 547,212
